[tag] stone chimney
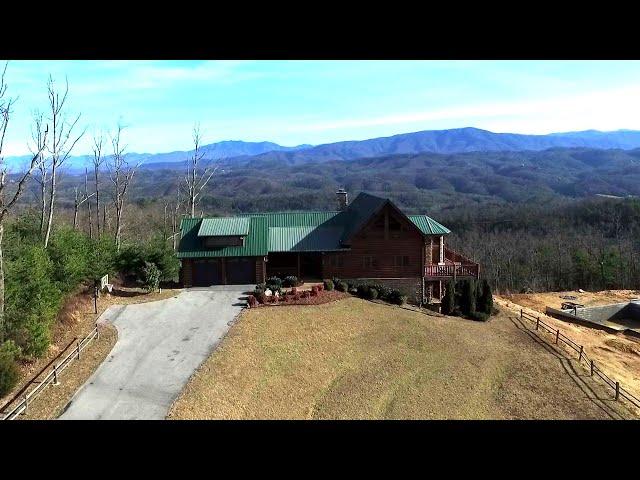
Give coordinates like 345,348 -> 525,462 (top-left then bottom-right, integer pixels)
336,188 -> 348,211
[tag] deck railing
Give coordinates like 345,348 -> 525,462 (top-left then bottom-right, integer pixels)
425,263 -> 479,278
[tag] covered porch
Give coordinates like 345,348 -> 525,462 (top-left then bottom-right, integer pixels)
266,252 -> 323,280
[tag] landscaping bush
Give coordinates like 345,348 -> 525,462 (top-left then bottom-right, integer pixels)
283,276 -> 299,288
247,295 -> 258,308
371,283 -> 391,300
290,287 -> 298,295
460,279 -> 477,316
317,283 -> 324,292
293,292 -> 301,301
356,284 -> 370,298
301,290 -> 310,298
311,286 -> 318,296
387,289 -> 407,305
266,276 -> 283,290
477,279 -> 494,315
142,261 -> 161,292
441,280 -> 456,315
367,288 -> 378,300
323,279 -> 334,291
336,281 -> 349,292
0,340 -> 20,397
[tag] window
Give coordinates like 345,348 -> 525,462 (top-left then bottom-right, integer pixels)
330,256 -> 344,267
392,255 -> 410,267
363,256 -> 378,269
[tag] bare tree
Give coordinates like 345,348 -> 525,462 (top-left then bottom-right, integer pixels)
184,124 -> 216,217
43,76 -> 85,248
72,169 -> 95,231
91,133 -> 105,237
108,123 -> 141,251
30,110 -> 49,234
0,64 -> 48,340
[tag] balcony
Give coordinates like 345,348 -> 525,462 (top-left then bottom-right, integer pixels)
425,247 -> 479,279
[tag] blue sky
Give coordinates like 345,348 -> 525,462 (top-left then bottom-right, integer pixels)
2,60 -> 640,156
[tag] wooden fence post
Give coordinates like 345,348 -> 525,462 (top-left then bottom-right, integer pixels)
578,345 -> 583,362
520,309 -> 523,318
536,317 -> 540,330
590,360 -> 594,376
615,382 -> 620,400
53,364 -> 59,385
76,341 -> 81,360
23,394 -> 28,414
555,329 -> 560,345
96,325 -> 100,340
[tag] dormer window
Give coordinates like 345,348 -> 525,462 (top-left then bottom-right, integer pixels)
197,217 -> 250,249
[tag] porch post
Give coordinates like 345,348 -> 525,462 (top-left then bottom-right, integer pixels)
439,236 -> 445,264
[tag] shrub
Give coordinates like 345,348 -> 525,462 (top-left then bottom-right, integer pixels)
317,283 -> 324,292
477,280 -> 494,315
441,280 -> 456,315
247,295 -> 258,308
367,288 -> 378,300
311,286 -> 318,296
290,287 -> 298,295
282,294 -> 289,302
266,276 -> 283,290
336,281 -> 348,292
0,340 -> 20,396
5,244 -> 61,358
356,284 -> 370,298
48,227 -> 92,293
293,293 -> 301,301
388,289 -> 407,305
283,276 -> 299,288
301,290 -> 310,298
323,279 -> 334,291
460,279 -> 477,316
142,261 -> 161,292
371,283 -> 391,300
332,277 -> 341,286
256,283 -> 266,291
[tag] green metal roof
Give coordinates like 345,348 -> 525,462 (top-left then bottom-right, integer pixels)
177,216 -> 268,258
408,215 -> 451,235
197,217 -> 250,237
177,193 -> 451,258
268,226 -> 347,252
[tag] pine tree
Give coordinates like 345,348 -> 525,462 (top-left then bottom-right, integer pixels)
442,280 -> 455,315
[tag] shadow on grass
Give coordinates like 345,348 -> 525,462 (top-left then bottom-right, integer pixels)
508,316 -> 628,420
109,288 -> 147,298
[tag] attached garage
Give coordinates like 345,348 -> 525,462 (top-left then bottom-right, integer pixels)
192,259 -> 223,286
226,258 -> 256,284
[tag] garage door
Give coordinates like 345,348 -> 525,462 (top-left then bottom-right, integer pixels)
226,258 -> 256,284
192,259 -> 222,286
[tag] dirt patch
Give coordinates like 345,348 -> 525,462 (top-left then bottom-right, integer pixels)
168,297 -> 637,420
604,339 -> 640,357
503,289 -> 640,313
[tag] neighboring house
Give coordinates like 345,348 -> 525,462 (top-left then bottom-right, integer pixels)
177,190 -> 479,304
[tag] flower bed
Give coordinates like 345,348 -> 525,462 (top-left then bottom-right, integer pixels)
247,288 -> 348,308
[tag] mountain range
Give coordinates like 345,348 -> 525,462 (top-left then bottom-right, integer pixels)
8,127 -> 640,172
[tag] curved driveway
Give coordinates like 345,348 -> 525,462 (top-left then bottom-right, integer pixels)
60,286 -> 251,420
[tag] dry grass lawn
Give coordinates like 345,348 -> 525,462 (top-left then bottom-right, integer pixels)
168,297 -> 638,420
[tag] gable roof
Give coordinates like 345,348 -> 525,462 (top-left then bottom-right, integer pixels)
197,217 -> 250,237
177,192 -> 451,258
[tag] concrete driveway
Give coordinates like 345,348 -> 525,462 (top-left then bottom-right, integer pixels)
59,286 -> 252,420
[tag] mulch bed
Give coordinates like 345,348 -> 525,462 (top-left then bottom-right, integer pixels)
252,290 -> 349,308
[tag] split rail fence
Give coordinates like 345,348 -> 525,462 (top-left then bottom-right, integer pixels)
520,309 -> 640,410
0,325 -> 100,420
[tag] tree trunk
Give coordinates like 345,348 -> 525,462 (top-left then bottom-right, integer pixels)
73,202 -> 79,230
44,165 -> 56,248
40,178 -> 47,235
94,165 -> 100,237
0,222 -> 4,342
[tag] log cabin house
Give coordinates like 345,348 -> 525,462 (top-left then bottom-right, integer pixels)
177,190 -> 479,305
